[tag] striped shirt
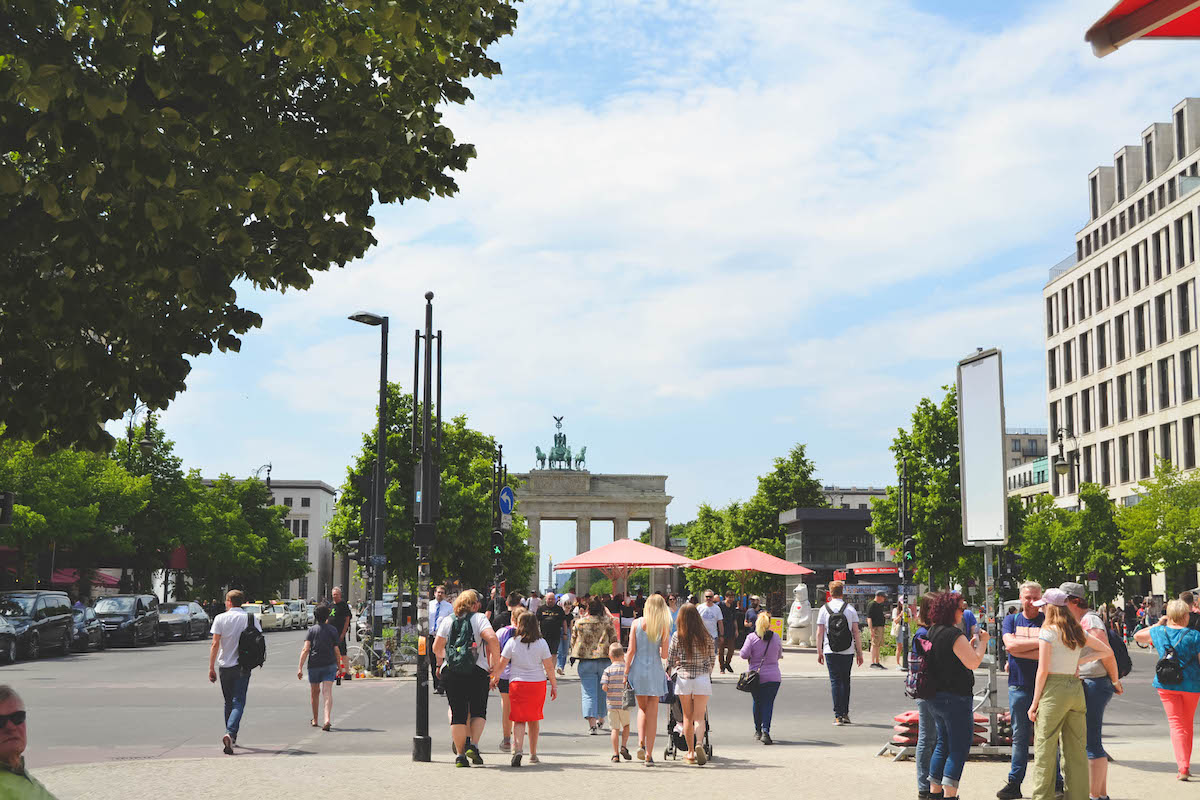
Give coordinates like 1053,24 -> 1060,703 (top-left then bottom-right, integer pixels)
600,662 -> 628,710
668,631 -> 715,680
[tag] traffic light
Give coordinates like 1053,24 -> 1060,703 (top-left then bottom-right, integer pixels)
0,492 -> 12,526
347,538 -> 369,563
491,530 -> 504,561
902,536 -> 917,571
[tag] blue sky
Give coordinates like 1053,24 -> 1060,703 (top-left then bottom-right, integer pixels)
123,1 -> 1200,588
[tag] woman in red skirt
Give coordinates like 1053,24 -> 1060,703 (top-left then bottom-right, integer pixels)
491,611 -> 558,766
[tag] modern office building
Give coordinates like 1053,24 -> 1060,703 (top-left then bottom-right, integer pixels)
1005,428 -> 1049,469
1045,97 -> 1200,507
821,486 -> 893,561
1007,456 -> 1050,506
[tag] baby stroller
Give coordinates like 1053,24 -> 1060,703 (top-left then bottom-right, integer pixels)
661,675 -> 713,761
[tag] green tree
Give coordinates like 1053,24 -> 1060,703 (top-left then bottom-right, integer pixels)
1014,494 -> 1073,591
1118,459 -> 1200,577
0,0 -> 519,450
325,382 -> 533,594
869,387 -> 964,588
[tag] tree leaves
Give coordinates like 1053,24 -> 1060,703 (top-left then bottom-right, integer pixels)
0,0 -> 521,451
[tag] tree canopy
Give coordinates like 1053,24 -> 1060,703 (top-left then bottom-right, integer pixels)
0,0 -> 519,450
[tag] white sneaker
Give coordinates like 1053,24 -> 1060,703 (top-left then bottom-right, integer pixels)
498,738 -> 511,752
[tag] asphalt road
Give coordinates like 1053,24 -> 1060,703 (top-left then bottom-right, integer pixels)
6,630 -> 1180,768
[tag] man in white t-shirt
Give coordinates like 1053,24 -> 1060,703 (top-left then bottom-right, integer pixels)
432,589 -> 501,767
698,589 -> 724,654
814,581 -> 863,726
207,589 -> 263,754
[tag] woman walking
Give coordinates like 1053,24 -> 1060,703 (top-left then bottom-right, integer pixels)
1135,599 -> 1200,780
570,597 -> 617,735
1028,588 -> 1113,800
491,611 -> 557,766
296,605 -> 342,731
911,593 -> 937,799
667,602 -> 715,765
625,594 -> 670,765
495,606 -> 526,753
925,592 -> 988,798
432,589 -> 501,768
738,611 -> 783,744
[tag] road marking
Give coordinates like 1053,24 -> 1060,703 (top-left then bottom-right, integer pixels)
283,680 -> 403,755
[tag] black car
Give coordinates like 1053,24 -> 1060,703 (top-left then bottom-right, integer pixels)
95,594 -> 160,646
157,602 -> 210,641
71,606 -> 106,651
0,590 -> 74,659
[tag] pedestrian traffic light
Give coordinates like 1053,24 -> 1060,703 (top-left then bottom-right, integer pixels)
0,492 -> 12,526
902,536 -> 916,569
491,530 -> 504,560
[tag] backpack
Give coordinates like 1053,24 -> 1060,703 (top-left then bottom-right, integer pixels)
1106,627 -> 1132,679
1156,631 -> 1185,685
905,631 -> 936,700
444,614 -> 478,674
237,613 -> 267,672
824,602 -> 853,652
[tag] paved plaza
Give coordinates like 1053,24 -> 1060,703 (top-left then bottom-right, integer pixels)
11,631 -> 1189,799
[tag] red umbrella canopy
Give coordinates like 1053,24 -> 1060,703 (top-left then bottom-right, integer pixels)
1086,0 -> 1200,57
689,546 -> 814,575
554,538 -> 694,571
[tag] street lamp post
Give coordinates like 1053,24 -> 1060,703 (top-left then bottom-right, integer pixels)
349,311 -> 389,647
1052,427 -> 1080,493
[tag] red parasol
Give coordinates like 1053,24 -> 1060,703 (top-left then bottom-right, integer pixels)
1086,0 -> 1200,57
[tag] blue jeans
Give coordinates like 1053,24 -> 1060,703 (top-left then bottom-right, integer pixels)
1010,684 -> 1062,787
1081,677 -> 1115,760
916,698 -> 934,793
928,692 -> 972,789
825,653 -> 853,717
578,658 -> 607,720
751,681 -> 781,733
219,666 -> 250,739
558,631 -> 571,670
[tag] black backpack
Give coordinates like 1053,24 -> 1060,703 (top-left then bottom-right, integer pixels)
1106,627 -> 1132,679
824,602 -> 853,652
1157,640 -> 1185,686
237,612 -> 267,672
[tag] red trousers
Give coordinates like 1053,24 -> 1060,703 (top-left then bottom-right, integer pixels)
1157,688 -> 1200,774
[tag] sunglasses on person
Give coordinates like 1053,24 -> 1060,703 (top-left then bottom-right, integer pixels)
704,594 -> 714,600
0,711 -> 25,728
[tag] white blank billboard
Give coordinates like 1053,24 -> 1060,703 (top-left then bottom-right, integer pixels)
957,349 -> 1008,546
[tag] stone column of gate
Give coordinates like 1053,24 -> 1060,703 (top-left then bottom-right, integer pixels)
575,516 -> 591,596
650,517 -> 668,594
526,515 -> 541,594
613,516 -> 629,540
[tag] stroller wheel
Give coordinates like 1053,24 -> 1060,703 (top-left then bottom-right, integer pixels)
664,748 -> 670,760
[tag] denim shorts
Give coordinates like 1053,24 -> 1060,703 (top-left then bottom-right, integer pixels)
308,664 -> 338,684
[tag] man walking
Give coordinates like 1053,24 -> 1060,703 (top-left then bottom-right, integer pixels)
1060,581 -> 1123,800
429,585 -> 455,695
0,686 -> 58,799
718,591 -> 738,673
866,590 -> 888,669
997,581 -> 1063,800
207,589 -> 262,755
698,590 -> 724,663
815,580 -> 862,725
535,591 -> 567,673
329,587 -> 353,681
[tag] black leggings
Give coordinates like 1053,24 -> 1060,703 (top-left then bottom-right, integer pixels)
443,666 -> 489,725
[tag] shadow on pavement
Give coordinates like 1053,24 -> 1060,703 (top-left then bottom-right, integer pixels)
328,728 -> 384,734
1106,758 -> 1176,774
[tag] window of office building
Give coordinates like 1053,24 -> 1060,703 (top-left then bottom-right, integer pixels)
1132,243 -> 1143,291
1082,445 -> 1094,483
1116,313 -> 1128,361
1120,435 -> 1131,483
1159,356 -> 1174,409
1146,134 -> 1156,179
1090,175 -> 1100,220
1028,438 -> 1038,451
1156,292 -> 1170,344
1096,322 -> 1108,369
1162,422 -> 1175,466
1170,177 -> 1178,204
1099,380 -> 1111,428
1117,373 -> 1130,421
1050,401 -> 1059,437
1061,287 -> 1071,329
301,497 -> 310,508
299,576 -> 309,599
1149,191 -> 1157,216
1064,340 -> 1074,383
1183,346 -> 1198,402
1101,440 -> 1112,485
1181,281 -> 1194,335
1177,109 -> 1187,159
301,519 -> 309,538
1047,348 -> 1057,390
1136,303 -> 1149,353
1137,366 -> 1150,416
1080,331 -> 1090,376
1139,197 -> 1146,223
1153,230 -> 1165,281
1095,265 -> 1107,311
1186,417 -> 1197,469
1065,393 -> 1075,432
1140,428 -> 1153,479
1011,438 -> 1020,452
1117,154 -> 1127,200
1081,387 -> 1093,433
284,497 -> 293,507
1046,297 -> 1055,336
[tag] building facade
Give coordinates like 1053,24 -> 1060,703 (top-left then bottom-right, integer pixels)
1007,456 -> 1050,506
270,480 -> 338,602
1005,428 -> 1049,469
1045,97 -> 1200,507
822,486 -> 893,561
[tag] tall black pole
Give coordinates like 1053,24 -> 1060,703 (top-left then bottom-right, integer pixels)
373,318 -> 389,642
413,291 -> 438,763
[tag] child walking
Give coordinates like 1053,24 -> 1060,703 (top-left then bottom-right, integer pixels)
601,642 -> 633,762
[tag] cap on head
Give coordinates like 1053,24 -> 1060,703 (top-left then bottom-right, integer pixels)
1034,588 -> 1069,607
1059,582 -> 1087,600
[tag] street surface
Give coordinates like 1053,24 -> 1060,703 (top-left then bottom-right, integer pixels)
7,633 -> 1192,798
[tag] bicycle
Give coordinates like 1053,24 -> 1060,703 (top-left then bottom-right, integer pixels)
1129,620 -> 1152,649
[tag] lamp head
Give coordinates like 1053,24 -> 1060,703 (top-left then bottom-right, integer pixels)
348,311 -> 385,326
1053,454 -> 1070,476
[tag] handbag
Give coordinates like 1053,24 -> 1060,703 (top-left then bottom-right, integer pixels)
736,630 -> 772,693
622,681 -> 636,709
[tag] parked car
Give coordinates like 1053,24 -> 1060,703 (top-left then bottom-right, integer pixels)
95,594 -> 160,646
0,615 -> 20,663
157,602 -> 210,641
253,602 -> 282,631
275,602 -> 296,630
304,604 -> 316,626
71,607 -> 106,652
287,600 -> 306,630
0,590 -> 74,659
241,603 -> 266,628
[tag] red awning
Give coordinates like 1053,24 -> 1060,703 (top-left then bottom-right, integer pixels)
1086,0 -> 1200,57
688,545 -> 814,576
51,569 -> 119,588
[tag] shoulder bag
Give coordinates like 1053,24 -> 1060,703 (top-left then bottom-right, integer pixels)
737,630 -> 773,692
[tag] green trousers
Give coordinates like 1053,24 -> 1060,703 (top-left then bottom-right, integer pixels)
1031,674 -> 1088,800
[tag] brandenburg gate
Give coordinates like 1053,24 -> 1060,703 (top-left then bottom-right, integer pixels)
514,419 -> 672,595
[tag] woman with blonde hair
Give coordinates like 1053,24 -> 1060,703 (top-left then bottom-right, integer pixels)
624,593 -> 669,765
1135,598 -> 1200,780
432,588 -> 501,768
668,602 -> 715,766
738,611 -> 783,744
1028,589 -> 1113,799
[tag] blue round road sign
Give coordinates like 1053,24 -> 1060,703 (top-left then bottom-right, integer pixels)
499,486 -> 515,515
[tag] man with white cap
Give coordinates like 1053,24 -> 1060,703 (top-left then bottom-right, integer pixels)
1060,581 -> 1124,800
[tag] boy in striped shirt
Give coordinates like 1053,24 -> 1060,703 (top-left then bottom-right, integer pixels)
600,642 -> 632,761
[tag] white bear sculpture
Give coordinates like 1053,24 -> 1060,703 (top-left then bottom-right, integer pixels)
787,583 -> 814,646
